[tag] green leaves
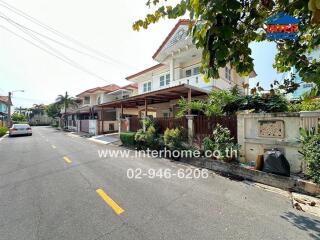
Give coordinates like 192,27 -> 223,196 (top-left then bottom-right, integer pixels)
134,0 -> 320,89
300,133 -> 320,184
203,124 -> 239,161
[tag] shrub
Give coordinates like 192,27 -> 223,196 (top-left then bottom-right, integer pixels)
135,125 -> 158,149
203,124 -> 239,161
301,134 -> 320,183
0,127 -> 8,137
224,94 -> 289,114
120,132 -> 136,147
288,99 -> 320,112
177,90 -> 289,116
143,118 -> 157,130
164,128 -> 183,151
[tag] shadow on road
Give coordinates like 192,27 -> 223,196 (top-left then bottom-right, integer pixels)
281,212 -> 320,239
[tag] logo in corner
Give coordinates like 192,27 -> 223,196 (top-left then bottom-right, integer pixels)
265,12 -> 300,40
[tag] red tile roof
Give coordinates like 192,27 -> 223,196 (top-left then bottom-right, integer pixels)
152,19 -> 190,59
0,96 -> 12,105
122,83 -> 138,89
76,84 -> 120,97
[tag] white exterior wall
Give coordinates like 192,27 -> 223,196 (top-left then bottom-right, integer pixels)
238,112 -> 320,173
134,56 -> 244,94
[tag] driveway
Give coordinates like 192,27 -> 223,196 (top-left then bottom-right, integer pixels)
0,126 -> 319,240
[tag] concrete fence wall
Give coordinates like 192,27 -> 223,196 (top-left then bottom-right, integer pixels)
237,111 -> 320,173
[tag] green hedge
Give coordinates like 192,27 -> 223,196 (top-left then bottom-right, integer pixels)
120,132 -> 136,147
301,134 -> 320,184
0,127 -> 8,137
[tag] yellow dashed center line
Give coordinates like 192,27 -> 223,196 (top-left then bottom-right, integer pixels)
96,189 -> 125,215
51,145 -> 56,149
63,156 -> 72,164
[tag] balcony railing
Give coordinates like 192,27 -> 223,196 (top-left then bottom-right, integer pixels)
169,74 -> 203,87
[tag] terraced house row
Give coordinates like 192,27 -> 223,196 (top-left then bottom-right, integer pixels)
62,19 -> 257,135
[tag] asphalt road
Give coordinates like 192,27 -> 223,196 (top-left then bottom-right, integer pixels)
0,126 -> 319,240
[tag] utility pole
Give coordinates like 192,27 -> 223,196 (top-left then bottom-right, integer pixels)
7,90 -> 24,127
7,92 -> 12,127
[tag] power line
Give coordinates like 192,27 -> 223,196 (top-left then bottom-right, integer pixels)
0,11 -> 110,83
12,96 -> 48,102
0,0 -> 138,70
0,24 -> 110,83
0,14 -> 115,64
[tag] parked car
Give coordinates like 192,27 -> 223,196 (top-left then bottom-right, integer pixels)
9,124 -> 32,137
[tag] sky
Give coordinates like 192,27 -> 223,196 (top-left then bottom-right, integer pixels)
0,0 -> 284,109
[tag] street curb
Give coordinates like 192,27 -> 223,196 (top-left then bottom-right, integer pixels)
88,138 -> 109,145
0,134 -> 8,142
179,157 -> 320,197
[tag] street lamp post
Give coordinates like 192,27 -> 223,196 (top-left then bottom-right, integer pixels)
7,90 -> 24,127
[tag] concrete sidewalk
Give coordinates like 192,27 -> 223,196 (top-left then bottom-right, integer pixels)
88,133 -> 120,145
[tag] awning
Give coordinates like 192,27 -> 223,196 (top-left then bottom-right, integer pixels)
96,84 -> 210,108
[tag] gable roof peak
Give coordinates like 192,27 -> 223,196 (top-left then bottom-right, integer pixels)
152,19 -> 190,59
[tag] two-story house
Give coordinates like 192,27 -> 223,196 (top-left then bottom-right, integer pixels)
97,19 -> 255,119
0,95 -> 12,127
63,83 -> 138,133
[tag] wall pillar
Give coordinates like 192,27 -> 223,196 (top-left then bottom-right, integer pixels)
120,103 -> 124,119
143,98 -> 148,132
170,57 -> 175,81
186,115 -> 196,145
237,113 -> 245,162
126,117 -> 131,132
188,88 -> 192,115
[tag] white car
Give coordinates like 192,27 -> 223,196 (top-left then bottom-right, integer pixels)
9,124 -> 32,137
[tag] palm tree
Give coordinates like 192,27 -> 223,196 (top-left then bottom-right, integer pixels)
26,104 -> 46,120
55,91 -> 78,116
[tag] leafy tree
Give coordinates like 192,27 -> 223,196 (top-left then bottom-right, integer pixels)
133,0 -> 320,89
46,103 -> 61,118
11,113 -> 27,122
55,92 -> 78,116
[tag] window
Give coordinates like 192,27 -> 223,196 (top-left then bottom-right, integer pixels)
160,74 -> 170,87
143,82 -> 152,92
160,76 -> 165,87
193,67 -> 200,75
225,67 -> 231,81
166,74 -> 170,85
84,96 -> 90,105
123,94 -> 129,99
186,69 -> 192,77
163,112 -> 170,118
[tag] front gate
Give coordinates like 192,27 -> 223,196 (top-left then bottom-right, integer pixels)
80,120 -> 89,133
